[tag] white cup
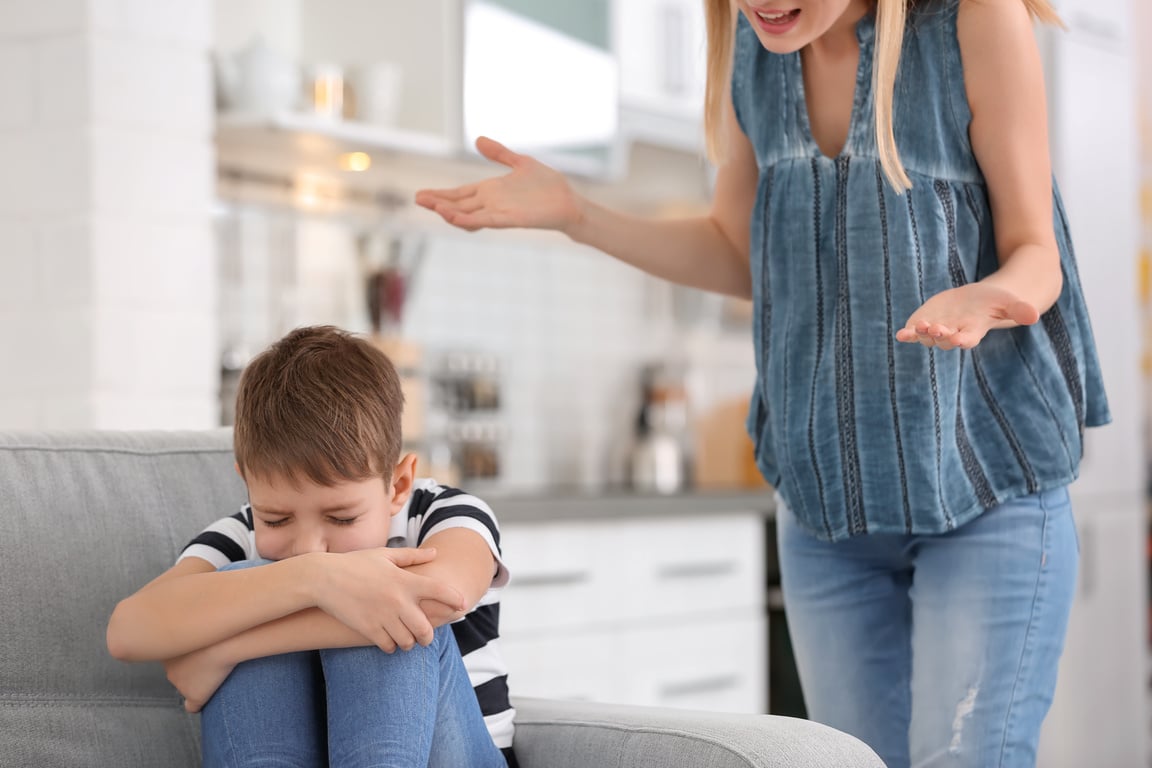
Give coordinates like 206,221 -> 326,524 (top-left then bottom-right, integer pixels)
356,61 -> 403,127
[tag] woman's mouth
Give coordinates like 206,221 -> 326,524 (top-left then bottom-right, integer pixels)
754,8 -> 801,33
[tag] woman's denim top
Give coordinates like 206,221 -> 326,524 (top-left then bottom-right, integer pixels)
732,3 -> 1110,541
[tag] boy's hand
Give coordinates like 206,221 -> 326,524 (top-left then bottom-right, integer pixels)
165,645 -> 235,713
896,282 -> 1039,350
310,547 -> 466,653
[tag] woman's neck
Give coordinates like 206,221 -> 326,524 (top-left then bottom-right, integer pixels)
806,0 -> 873,59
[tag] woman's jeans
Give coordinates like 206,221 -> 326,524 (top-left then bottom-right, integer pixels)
200,560 -> 506,768
778,486 -> 1078,768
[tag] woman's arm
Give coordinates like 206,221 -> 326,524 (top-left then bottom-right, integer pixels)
415,94 -> 759,299
896,0 -> 1061,349
961,0 -> 1062,310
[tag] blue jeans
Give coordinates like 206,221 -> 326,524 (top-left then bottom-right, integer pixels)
778,487 -> 1077,768
201,560 -> 506,768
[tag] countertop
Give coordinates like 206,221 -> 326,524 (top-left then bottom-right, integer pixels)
486,487 -> 777,524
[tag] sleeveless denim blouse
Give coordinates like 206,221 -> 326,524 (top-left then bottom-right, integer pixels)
733,4 -> 1110,541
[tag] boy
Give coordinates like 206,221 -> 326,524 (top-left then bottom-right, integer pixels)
107,325 -> 515,767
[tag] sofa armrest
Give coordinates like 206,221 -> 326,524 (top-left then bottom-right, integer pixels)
510,697 -> 884,768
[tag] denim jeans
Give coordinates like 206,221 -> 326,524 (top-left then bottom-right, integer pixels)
778,487 -> 1078,768
200,560 -> 506,768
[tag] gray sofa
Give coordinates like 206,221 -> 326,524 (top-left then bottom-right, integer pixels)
0,430 -> 884,767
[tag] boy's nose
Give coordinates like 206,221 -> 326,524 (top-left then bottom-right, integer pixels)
293,530 -> 328,555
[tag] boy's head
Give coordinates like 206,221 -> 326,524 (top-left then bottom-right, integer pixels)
234,325 -> 415,558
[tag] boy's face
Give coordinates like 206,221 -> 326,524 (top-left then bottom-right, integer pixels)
245,455 -> 417,560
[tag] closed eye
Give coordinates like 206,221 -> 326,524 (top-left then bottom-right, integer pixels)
260,518 -> 290,528
329,516 -> 359,526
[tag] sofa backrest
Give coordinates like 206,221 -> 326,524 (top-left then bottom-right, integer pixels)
0,430 -> 243,768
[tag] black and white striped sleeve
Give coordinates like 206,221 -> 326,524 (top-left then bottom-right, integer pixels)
176,507 -> 256,569
409,485 -> 509,588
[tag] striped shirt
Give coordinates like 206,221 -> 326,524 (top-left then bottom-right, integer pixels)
179,478 -> 516,756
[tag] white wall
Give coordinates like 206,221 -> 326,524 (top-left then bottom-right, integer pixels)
1037,0 -> 1148,764
0,0 -> 218,429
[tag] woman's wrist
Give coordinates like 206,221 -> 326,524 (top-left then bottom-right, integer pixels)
984,243 -> 1063,316
562,193 -> 594,243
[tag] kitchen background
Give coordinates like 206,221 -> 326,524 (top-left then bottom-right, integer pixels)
0,0 -> 1147,765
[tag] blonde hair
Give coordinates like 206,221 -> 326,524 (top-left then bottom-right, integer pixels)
703,0 -> 1063,191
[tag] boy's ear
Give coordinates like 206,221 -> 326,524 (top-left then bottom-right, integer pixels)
234,462 -> 243,478
388,453 -> 419,516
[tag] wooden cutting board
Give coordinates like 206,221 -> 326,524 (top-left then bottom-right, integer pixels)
693,395 -> 770,490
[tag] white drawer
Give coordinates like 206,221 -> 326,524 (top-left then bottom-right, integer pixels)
501,628 -> 623,703
499,512 -> 765,633
619,614 -> 766,714
501,615 -> 767,715
609,514 -> 765,621
498,521 -> 614,633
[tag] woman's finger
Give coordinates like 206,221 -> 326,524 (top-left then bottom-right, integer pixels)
415,185 -> 478,207
475,136 -> 522,168
443,209 -> 518,231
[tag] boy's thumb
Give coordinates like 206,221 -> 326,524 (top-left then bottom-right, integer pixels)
386,547 -> 437,566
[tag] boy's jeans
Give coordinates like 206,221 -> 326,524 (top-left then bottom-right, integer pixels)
778,486 -> 1078,768
200,559 -> 506,768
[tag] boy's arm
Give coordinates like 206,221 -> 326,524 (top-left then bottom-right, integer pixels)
183,527 -> 498,665
407,527 -> 500,623
165,529 -> 498,712
107,555 -> 322,661
107,546 -> 461,662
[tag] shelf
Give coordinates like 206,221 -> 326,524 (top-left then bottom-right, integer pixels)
214,110 -> 712,213
215,110 -> 625,187
216,111 -> 460,158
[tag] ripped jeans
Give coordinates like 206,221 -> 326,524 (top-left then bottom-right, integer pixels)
778,486 -> 1077,768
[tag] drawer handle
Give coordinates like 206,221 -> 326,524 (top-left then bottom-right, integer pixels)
656,561 -> 737,580
511,571 -> 590,588
659,674 -> 742,698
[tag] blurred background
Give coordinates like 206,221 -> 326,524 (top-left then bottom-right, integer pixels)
0,0 -> 1147,764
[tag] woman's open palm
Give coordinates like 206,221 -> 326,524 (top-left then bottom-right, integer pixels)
415,137 -> 582,234
896,281 -> 1040,350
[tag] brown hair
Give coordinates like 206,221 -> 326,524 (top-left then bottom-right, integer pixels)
704,0 -> 1062,191
233,325 -> 405,486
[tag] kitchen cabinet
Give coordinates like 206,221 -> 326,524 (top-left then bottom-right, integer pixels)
613,0 -> 708,153
214,0 -> 621,180
498,512 -> 767,714
213,0 -> 714,187
1037,493 -> 1147,768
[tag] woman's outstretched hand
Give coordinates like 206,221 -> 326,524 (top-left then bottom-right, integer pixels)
415,136 -> 584,234
896,282 -> 1040,350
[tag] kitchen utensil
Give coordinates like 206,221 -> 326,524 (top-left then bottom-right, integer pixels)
628,362 -> 693,494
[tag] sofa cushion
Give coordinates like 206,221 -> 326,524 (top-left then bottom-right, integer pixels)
0,430 -> 243,767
